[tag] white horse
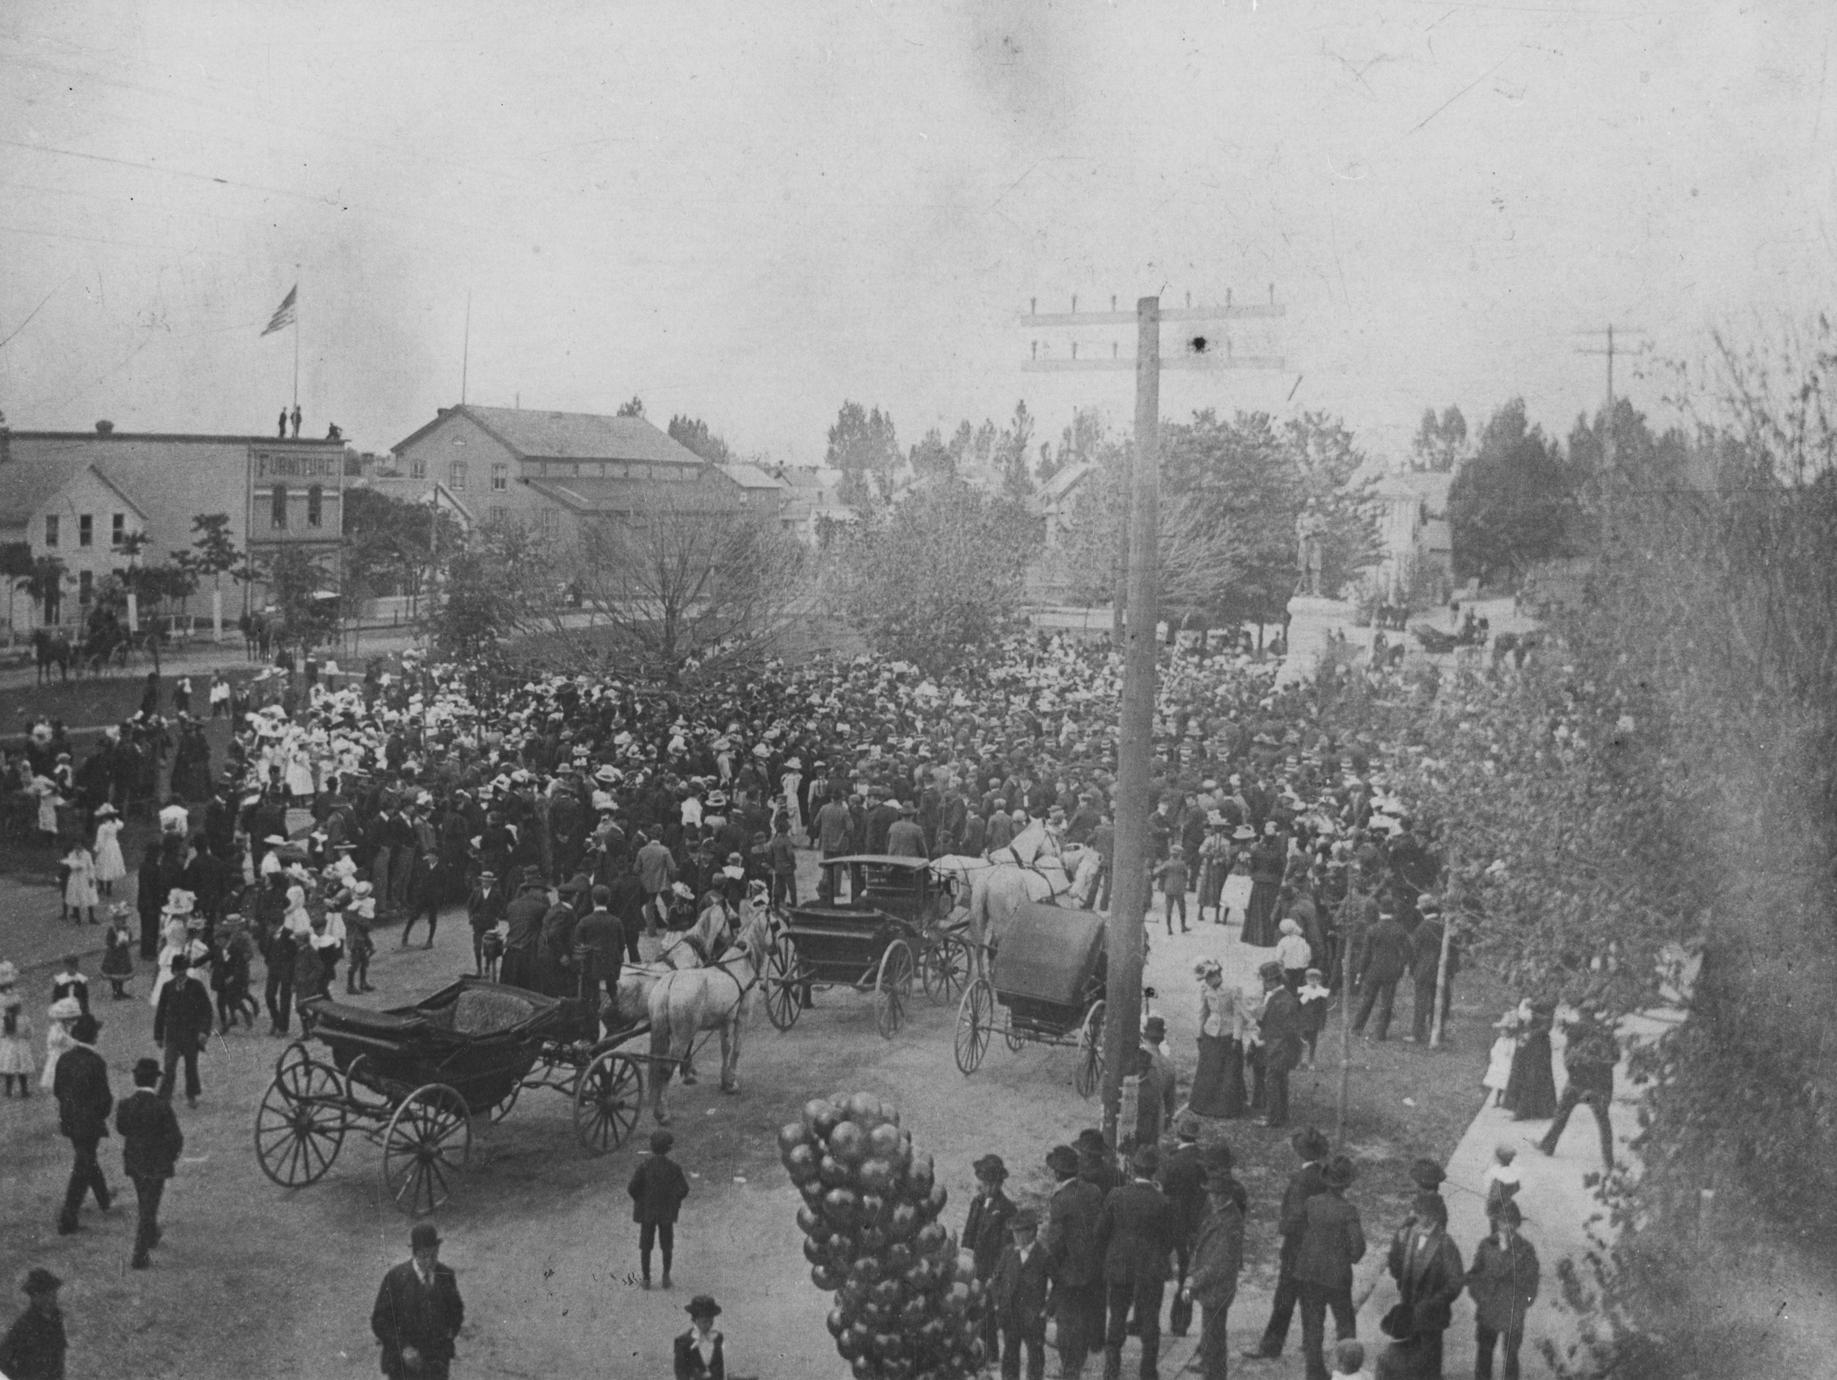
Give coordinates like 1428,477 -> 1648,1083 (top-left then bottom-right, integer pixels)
932,820 -> 1090,958
607,906 -> 769,1125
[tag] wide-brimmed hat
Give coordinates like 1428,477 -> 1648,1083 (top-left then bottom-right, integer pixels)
1323,1154 -> 1357,1189
410,1223 -> 441,1249
1291,1127 -> 1331,1160
685,1294 -> 722,1318
972,1154 -> 1008,1181
1257,960 -> 1284,984
94,803 -> 119,819
1231,825 -> 1255,842
1046,1145 -> 1080,1176
1409,1158 -> 1446,1190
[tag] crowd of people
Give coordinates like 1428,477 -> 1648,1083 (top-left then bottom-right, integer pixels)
1,624 -> 1580,1379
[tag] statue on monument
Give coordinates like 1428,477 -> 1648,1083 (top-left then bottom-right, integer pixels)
1296,505 -> 1326,597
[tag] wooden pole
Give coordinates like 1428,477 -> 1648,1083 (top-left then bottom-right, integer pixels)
1336,921 -> 1353,1148
1429,916 -> 1453,1048
1100,297 -> 1161,1149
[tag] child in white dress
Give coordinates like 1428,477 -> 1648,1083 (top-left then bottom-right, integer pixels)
62,845 -> 98,924
0,963 -> 36,1096
1484,1003 -> 1524,1105
92,805 -> 126,895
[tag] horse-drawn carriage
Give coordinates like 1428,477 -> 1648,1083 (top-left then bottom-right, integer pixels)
254,976 -> 647,1215
760,856 -> 974,1039
953,902 -> 1107,1098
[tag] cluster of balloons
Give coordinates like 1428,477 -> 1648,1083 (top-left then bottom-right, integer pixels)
779,1091 -> 990,1380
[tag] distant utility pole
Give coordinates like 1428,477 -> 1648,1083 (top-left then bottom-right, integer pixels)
1576,324 -> 1649,545
1020,289 -> 1286,1149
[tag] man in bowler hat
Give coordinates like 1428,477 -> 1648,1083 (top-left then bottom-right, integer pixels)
372,1223 -> 465,1379
0,1268 -> 66,1380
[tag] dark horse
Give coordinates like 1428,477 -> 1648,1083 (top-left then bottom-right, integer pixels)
30,629 -> 71,684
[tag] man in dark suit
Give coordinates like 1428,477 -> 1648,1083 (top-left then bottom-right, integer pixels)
1350,903 -> 1412,1041
371,1222 -> 465,1380
992,1208 -> 1053,1380
465,870 -> 507,976
1292,1155 -> 1366,1380
1537,1006 -> 1619,1169
1157,1119 -> 1207,1335
116,1056 -> 183,1268
964,1153 -> 1017,1371
1182,1145 -> 1245,1380
153,955 -> 213,1106
1244,1127 -> 1330,1362
1044,1144 -> 1105,1380
1094,1145 -> 1174,1380
1383,1192 -> 1466,1378
53,1014 -> 113,1235
1250,961 -> 1303,1127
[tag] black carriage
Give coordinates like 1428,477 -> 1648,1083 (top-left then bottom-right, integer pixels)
953,902 -> 1107,1098
760,856 -> 973,1039
253,975 -> 648,1216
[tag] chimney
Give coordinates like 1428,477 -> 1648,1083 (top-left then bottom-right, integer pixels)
95,420 -> 115,435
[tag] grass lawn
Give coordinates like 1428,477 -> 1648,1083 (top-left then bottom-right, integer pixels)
0,666 -> 263,735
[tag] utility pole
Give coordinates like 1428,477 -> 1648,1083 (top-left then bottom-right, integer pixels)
1576,325 -> 1648,553
1021,289 -> 1286,1147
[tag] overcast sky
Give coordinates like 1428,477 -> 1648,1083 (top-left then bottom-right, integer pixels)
1,0 -> 1831,464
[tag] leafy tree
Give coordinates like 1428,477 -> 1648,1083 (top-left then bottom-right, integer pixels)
616,396 -> 646,418
837,477 -> 1040,672
1447,398 -> 1578,584
1409,405 -> 1469,472
341,488 -> 458,602
666,414 -> 732,465
430,526 -> 551,664
908,427 -> 956,483
177,513 -> 242,628
826,401 -> 901,510
258,546 -> 338,656
994,399 -> 1036,500
14,553 -> 64,625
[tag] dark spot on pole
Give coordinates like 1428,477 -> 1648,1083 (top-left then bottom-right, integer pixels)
1190,336 -> 1208,354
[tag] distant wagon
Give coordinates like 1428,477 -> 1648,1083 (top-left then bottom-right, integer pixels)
953,901 -> 1108,1099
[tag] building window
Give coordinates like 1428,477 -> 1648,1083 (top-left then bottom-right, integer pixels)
78,514 -> 93,547
112,513 -> 126,546
491,463 -> 508,491
450,461 -> 468,490
78,570 -> 93,606
538,508 -> 559,538
410,456 -> 427,479
43,514 -> 58,548
307,485 -> 323,528
272,483 -> 289,529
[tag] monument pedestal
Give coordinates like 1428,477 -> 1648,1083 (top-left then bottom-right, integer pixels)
1280,594 -> 1358,683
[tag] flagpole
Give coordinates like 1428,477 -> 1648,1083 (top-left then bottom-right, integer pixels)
292,264 -> 301,409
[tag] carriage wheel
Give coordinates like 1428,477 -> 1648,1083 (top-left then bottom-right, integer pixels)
273,1039 -> 312,1085
340,1053 -> 397,1117
254,1058 -> 347,1188
954,978 -> 993,1075
1075,999 -> 1106,1100
874,940 -> 914,1039
573,1050 -> 644,1155
763,935 -> 803,1031
381,1083 -> 471,1217
487,1078 -> 522,1124
1001,999 -> 1025,1053
920,935 -> 972,1006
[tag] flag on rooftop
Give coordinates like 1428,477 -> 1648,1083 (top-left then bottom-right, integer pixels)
261,285 -> 297,337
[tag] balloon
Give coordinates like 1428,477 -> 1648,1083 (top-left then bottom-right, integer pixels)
844,1090 -> 883,1125
967,1338 -> 987,1365
799,1179 -> 828,1210
839,1276 -> 871,1307
886,1242 -> 914,1271
823,1186 -> 862,1228
803,1237 -> 829,1266
826,1307 -> 849,1339
778,1121 -> 811,1157
836,1326 -> 865,1361
828,1120 -> 869,1166
860,1192 -> 887,1225
850,1255 -> 884,1285
784,1143 -> 819,1185
796,1205 -> 829,1241
858,1157 -> 894,1195
907,1152 -> 935,1196
825,1234 -> 855,1266
808,1098 -> 843,1141
811,1263 -> 844,1291
887,1203 -> 920,1241
867,1122 -> 903,1161
870,1277 -> 905,1308
857,1226 -> 888,1255
851,1356 -> 878,1380
914,1222 -> 947,1256
926,1182 -> 949,1218
900,1294 -> 930,1328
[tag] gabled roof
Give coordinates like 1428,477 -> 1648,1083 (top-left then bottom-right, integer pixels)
1036,461 -> 1094,506
0,458 -> 86,529
717,462 -> 787,491
393,405 -> 705,468
83,466 -> 150,521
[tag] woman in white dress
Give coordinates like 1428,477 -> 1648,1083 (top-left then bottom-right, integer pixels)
92,804 -> 126,895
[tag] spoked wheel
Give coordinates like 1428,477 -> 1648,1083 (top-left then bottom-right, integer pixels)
763,936 -> 803,1031
341,1053 -> 395,1118
954,978 -> 994,1075
381,1083 -> 471,1217
874,940 -> 914,1039
273,1039 -> 312,1085
573,1050 -> 644,1155
1002,1000 -> 1025,1053
920,934 -> 972,1006
1075,999 -> 1106,1100
254,1058 -> 347,1188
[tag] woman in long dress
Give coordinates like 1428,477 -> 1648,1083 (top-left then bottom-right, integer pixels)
62,845 -> 98,924
1241,824 -> 1286,946
1502,999 -> 1559,1119
1188,959 -> 1247,1119
92,806 -> 126,895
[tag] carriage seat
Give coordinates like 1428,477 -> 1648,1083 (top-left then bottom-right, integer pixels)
311,1001 -> 431,1039
432,985 -> 546,1036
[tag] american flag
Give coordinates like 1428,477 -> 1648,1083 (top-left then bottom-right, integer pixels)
261,285 -> 297,336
